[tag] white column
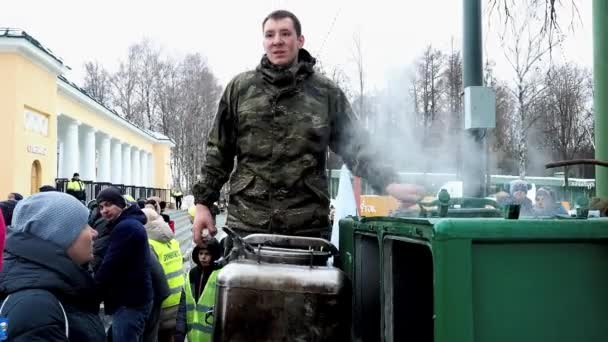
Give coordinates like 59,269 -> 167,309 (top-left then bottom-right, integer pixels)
57,140 -> 64,179
148,153 -> 155,188
64,119 -> 80,179
82,127 -> 97,181
132,148 -> 141,186
140,152 -> 148,187
98,133 -> 111,182
122,144 -> 132,185
111,139 -> 122,184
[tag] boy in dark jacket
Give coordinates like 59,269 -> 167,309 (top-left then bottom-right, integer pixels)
174,239 -> 222,342
95,187 -> 153,341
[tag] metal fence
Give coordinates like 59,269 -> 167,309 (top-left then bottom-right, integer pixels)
55,178 -> 170,205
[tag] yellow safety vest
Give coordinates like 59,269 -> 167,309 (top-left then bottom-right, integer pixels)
185,269 -> 219,342
66,180 -> 84,191
148,239 -> 184,308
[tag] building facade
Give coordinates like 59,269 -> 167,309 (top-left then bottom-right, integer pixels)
0,30 -> 174,197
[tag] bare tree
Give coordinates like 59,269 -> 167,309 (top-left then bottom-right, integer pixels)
83,61 -> 112,106
484,60 -> 517,174
134,40 -> 163,130
539,63 -> 593,186
501,9 -> 556,177
178,53 -> 222,190
443,43 -> 464,174
413,45 -> 445,143
83,39 -> 223,192
488,0 -> 581,50
351,32 -> 367,127
444,44 -> 463,125
111,44 -> 143,126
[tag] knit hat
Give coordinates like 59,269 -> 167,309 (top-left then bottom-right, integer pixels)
96,187 -> 127,209
0,200 -> 17,226
536,187 -> 554,200
12,192 -> 89,250
509,180 -> 529,195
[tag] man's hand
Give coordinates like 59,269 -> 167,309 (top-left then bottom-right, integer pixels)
385,183 -> 425,206
192,204 -> 217,245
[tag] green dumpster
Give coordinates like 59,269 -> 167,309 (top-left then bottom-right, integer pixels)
339,216 -> 608,342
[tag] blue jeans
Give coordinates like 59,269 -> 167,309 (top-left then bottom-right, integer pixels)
111,301 -> 152,342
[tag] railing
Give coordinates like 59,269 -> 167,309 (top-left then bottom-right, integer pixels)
55,179 -> 171,204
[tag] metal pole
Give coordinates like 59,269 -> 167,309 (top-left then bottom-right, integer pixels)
463,0 -> 484,197
594,0 -> 608,198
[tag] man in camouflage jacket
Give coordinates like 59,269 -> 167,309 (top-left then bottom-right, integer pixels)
192,10 -> 419,241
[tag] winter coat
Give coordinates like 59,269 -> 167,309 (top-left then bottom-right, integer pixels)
143,252 -> 171,342
534,203 -> 569,217
94,204 -> 153,314
175,243 -> 222,342
193,48 -> 397,237
143,208 -> 177,330
0,230 -> 105,341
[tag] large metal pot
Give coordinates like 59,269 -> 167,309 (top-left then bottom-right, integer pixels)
212,231 -> 351,342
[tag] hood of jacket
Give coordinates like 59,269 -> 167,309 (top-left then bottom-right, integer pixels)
0,230 -> 100,310
143,208 -> 174,242
190,239 -> 222,268
256,48 -> 316,86
110,204 -> 147,228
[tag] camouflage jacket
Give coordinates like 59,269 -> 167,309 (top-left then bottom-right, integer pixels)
193,49 -> 397,236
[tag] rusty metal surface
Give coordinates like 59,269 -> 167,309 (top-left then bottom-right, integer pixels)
213,261 -> 351,341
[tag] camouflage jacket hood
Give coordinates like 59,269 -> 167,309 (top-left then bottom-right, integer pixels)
194,48 -> 396,236
256,49 -> 316,86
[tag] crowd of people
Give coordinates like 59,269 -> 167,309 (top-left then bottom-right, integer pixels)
0,187 -> 220,342
1,7 -> 605,341
494,179 -> 569,217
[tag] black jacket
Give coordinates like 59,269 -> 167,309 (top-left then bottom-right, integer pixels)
94,205 -> 153,314
0,231 -> 105,341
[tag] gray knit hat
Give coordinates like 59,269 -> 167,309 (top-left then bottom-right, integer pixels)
12,191 -> 89,249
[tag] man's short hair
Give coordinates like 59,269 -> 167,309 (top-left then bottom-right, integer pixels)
39,185 -> 57,192
262,10 -> 302,37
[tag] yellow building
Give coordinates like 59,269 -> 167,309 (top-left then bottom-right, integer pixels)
0,30 -> 174,198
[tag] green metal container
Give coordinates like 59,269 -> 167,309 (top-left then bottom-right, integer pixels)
339,216 -> 608,342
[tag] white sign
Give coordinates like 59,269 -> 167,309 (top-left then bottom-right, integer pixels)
24,109 -> 49,136
27,145 -> 47,156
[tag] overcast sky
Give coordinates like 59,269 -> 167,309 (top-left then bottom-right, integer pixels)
1,0 -> 593,91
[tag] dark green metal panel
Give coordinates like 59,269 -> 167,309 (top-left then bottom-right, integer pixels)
433,218 -> 608,240
340,215 -> 608,341
472,242 -> 608,341
433,238 -> 474,342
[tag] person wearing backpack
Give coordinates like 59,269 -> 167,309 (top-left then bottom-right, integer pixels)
0,192 -> 105,341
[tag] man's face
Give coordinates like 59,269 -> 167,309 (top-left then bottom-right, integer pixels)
263,17 -> 304,66
7,194 -> 15,201
198,249 -> 213,268
74,175 -> 80,181
67,225 -> 98,265
99,201 -> 123,221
